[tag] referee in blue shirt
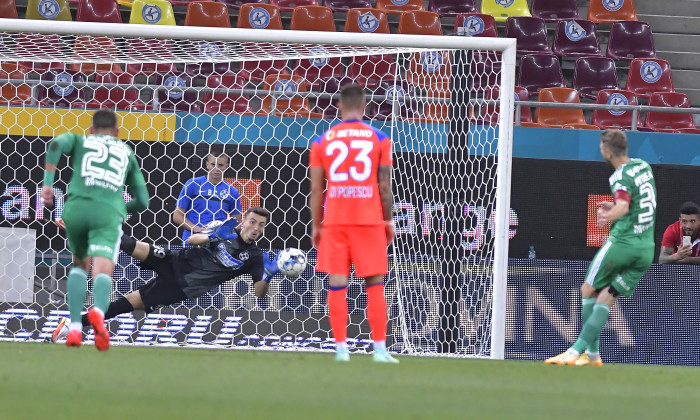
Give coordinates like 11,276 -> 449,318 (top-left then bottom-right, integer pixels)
172,148 -> 242,242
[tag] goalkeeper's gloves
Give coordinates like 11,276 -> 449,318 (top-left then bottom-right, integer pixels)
262,251 -> 280,283
207,218 -> 239,243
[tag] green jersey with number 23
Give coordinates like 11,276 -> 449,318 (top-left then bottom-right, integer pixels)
608,158 -> 656,246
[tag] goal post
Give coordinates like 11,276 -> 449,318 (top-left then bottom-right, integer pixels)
0,18 -> 515,359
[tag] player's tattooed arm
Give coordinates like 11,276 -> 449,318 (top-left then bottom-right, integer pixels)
378,165 -> 393,222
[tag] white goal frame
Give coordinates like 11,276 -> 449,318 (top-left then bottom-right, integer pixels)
0,18 -> 516,359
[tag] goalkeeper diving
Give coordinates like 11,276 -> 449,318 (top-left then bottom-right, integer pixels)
52,207 -> 281,342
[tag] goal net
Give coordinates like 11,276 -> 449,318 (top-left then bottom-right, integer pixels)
0,19 -> 515,358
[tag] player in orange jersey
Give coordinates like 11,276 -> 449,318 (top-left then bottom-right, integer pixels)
309,83 -> 397,363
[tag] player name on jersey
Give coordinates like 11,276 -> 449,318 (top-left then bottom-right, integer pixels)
328,185 -> 374,198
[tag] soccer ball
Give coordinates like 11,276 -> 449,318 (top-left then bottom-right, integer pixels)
277,248 -> 307,277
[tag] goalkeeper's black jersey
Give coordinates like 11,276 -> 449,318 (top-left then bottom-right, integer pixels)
172,232 -> 264,298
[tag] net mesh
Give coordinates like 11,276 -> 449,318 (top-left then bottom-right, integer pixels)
0,28 -> 506,357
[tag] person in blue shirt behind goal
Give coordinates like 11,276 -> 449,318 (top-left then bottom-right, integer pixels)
172,146 -> 242,243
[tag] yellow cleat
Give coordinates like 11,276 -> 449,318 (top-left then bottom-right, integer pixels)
575,353 -> 603,366
544,351 -> 579,365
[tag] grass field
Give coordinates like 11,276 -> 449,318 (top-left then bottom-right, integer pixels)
0,341 -> 698,420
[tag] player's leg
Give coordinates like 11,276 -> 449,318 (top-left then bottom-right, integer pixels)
546,241 -> 616,365
61,203 -> 91,347
353,226 -> 397,364
317,226 -> 352,362
578,281 -> 601,364
120,233 -> 150,261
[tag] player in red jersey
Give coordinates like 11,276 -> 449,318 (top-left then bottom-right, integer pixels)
309,83 -> 397,363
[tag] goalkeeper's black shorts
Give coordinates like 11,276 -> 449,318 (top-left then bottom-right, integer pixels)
137,244 -> 188,313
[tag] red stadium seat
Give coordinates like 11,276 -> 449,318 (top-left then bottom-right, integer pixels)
625,58 -> 674,101
262,74 -> 323,118
453,13 -> 498,37
572,56 -> 618,100
480,85 -> 533,125
504,16 -> 551,55
645,92 -> 695,132
428,0 -> 476,18
0,0 -> 17,18
185,1 -> 231,27
606,20 -> 655,61
290,6 -> 342,86
202,74 -> 252,115
534,87 -> 586,127
345,9 -> 394,88
587,0 -> 637,23
0,62 -> 31,104
591,89 -> 642,130
531,0 -> 580,22
376,0 -> 424,14
552,19 -> 602,58
399,11 -> 449,90
70,35 -> 122,74
517,54 -> 565,98
268,0 -> 319,12
76,0 -> 121,23
88,72 -> 152,111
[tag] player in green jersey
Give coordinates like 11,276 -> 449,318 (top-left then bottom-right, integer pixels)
41,110 -> 150,351
545,129 -> 656,366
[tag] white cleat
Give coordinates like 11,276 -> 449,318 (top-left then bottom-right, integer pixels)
373,350 -> 399,364
335,347 -> 350,362
51,317 -> 69,343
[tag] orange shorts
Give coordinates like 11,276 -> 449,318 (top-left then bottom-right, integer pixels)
316,225 -> 388,277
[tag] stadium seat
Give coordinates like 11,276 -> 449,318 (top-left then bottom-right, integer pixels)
591,89 -> 642,130
480,85 -> 533,125
375,0 -> 424,15
533,87 -> 586,127
37,70 -> 88,108
0,0 -> 17,18
587,0 -> 637,23
370,80 -> 418,120
237,4 -> 289,83
25,0 -> 72,20
0,62 -> 31,105
202,73 -> 252,115
324,0 -> 371,13
262,74 -> 323,118
290,6 -> 342,86
219,0 -> 266,10
76,0 -> 121,23
345,9 -> 394,88
606,20 -> 655,61
185,1 -> 231,27
155,72 -> 202,113
268,0 -> 319,12
398,10 -> 442,35
453,13 -> 498,37
184,2 -> 234,76
313,77 -> 355,118
504,16 -> 551,55
517,54 -> 565,98
625,58 -> 674,101
129,0 -> 175,25
552,19 -> 602,58
428,0 -> 476,18
572,56 -> 618,100
480,0 -> 531,22
530,0 -> 580,22
563,123 -> 600,130
70,35 -> 122,74
644,92 -> 695,132
88,72 -> 152,111
16,33 -> 65,74
469,58 -> 500,92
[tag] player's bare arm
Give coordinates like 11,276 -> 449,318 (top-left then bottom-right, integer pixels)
597,199 -> 629,227
309,166 -> 325,247
173,206 -> 204,233
378,164 -> 394,243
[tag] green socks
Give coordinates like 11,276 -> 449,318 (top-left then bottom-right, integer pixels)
67,268 -> 88,323
572,303 -> 611,354
580,297 -> 600,354
92,273 -> 112,314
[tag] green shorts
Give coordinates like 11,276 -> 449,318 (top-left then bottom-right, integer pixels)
62,198 -> 123,261
585,240 -> 654,297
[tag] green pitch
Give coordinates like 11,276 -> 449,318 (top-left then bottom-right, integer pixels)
1,342 -> 698,420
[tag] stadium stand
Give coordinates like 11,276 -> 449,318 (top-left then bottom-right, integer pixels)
155,72 -> 202,113
480,85 -> 533,125
262,74 -> 322,118
606,20 -> 656,61
202,73 -> 252,115
505,16 -> 551,55
427,0 -> 477,18
236,3 -> 288,82
88,72 -> 152,111
375,0 -> 424,14
37,70 -> 89,108
572,56 -> 619,100
453,13 -> 498,37
587,0 -> 638,23
517,53 -> 565,98
0,62 -> 31,105
345,8 -> 395,88
591,89 -> 644,130
530,0 -> 580,22
480,0 -> 531,22
645,92 -> 695,132
625,57 -> 675,100
552,19 -> 602,58
531,87 -> 587,127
